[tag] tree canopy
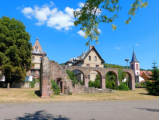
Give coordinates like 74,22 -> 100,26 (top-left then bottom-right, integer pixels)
0,16 -> 32,84
74,0 -> 148,45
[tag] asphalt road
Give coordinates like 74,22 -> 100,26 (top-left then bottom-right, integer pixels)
0,100 -> 159,120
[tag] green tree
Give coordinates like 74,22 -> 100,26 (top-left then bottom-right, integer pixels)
146,62 -> 159,96
118,68 -> 126,84
0,16 -> 32,86
105,72 -> 116,89
74,0 -> 148,45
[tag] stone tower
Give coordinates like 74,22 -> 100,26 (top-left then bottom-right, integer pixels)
130,50 -> 140,82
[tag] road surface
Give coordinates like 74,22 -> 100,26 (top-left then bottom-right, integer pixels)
0,100 -> 159,120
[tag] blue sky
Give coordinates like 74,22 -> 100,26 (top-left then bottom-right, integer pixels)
0,0 -> 159,70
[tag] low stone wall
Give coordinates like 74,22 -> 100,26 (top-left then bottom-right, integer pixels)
11,82 -> 40,88
65,83 -> 114,94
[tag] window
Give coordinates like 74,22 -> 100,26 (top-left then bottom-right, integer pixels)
94,56 -> 97,61
96,65 -> 99,68
131,64 -> 133,69
88,75 -> 90,80
136,64 -> 139,70
87,64 -> 90,67
89,56 -> 91,61
35,45 -> 38,52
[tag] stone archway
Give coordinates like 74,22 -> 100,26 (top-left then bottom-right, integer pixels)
92,70 -> 105,89
123,69 -> 135,90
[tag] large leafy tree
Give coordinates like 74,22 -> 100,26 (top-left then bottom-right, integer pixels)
146,62 -> 159,96
74,0 -> 148,45
0,16 -> 32,84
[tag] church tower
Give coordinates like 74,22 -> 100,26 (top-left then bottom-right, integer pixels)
130,50 -> 140,82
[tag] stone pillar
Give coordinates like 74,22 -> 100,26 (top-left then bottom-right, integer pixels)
101,76 -> 105,89
41,57 -> 51,98
62,81 -> 64,93
84,75 -> 88,87
130,76 -> 135,90
116,79 -> 120,87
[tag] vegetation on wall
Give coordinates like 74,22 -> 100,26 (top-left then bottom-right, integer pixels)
66,70 -> 78,87
146,62 -> 159,96
51,80 -> 61,95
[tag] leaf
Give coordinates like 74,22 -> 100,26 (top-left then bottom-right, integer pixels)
112,24 -> 117,31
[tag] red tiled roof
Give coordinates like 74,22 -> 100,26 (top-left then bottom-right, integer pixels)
140,71 -> 152,78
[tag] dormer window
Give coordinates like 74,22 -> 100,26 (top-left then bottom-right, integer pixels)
89,56 -> 91,61
35,45 -> 38,52
94,56 -> 97,61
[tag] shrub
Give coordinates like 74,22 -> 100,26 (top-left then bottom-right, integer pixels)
80,81 -> 84,85
89,81 -> 94,87
30,81 -> 36,88
68,92 -> 72,95
35,79 -> 40,82
106,80 -> 115,89
51,80 -> 61,95
116,83 -> 129,91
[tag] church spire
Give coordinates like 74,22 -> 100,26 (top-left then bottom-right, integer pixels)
131,50 -> 139,62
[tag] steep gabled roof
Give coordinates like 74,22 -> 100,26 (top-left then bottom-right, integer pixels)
83,46 -> 105,63
131,50 -> 139,62
73,46 -> 105,65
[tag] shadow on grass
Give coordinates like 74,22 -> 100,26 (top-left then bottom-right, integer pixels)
134,107 -> 159,112
34,90 -> 41,97
138,93 -> 149,95
6,110 -> 70,120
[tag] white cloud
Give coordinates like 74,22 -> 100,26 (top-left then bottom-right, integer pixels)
21,7 -> 34,19
98,29 -> 101,33
115,47 -> 120,50
135,44 -> 139,46
78,2 -> 85,8
21,1 -> 75,30
77,30 -> 85,37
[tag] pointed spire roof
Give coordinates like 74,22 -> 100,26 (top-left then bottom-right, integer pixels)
32,38 -> 43,51
31,38 -> 46,56
131,50 -> 139,62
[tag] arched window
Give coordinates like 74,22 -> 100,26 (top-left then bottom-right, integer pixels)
89,56 -> 91,61
136,64 -> 139,70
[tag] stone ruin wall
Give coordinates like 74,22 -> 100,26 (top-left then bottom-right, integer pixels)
40,57 -> 115,97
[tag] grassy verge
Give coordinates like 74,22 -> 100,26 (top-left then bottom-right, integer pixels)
0,88 -> 159,103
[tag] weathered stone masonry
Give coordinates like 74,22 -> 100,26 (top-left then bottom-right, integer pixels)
40,57 -> 135,97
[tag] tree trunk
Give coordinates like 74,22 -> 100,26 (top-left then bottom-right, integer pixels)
7,83 -> 10,90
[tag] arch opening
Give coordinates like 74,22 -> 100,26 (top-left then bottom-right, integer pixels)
88,70 -> 103,89
123,72 -> 133,89
105,71 -> 118,89
71,69 -> 85,85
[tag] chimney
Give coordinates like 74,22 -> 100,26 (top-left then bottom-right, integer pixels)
36,37 -> 39,41
89,45 -> 94,50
